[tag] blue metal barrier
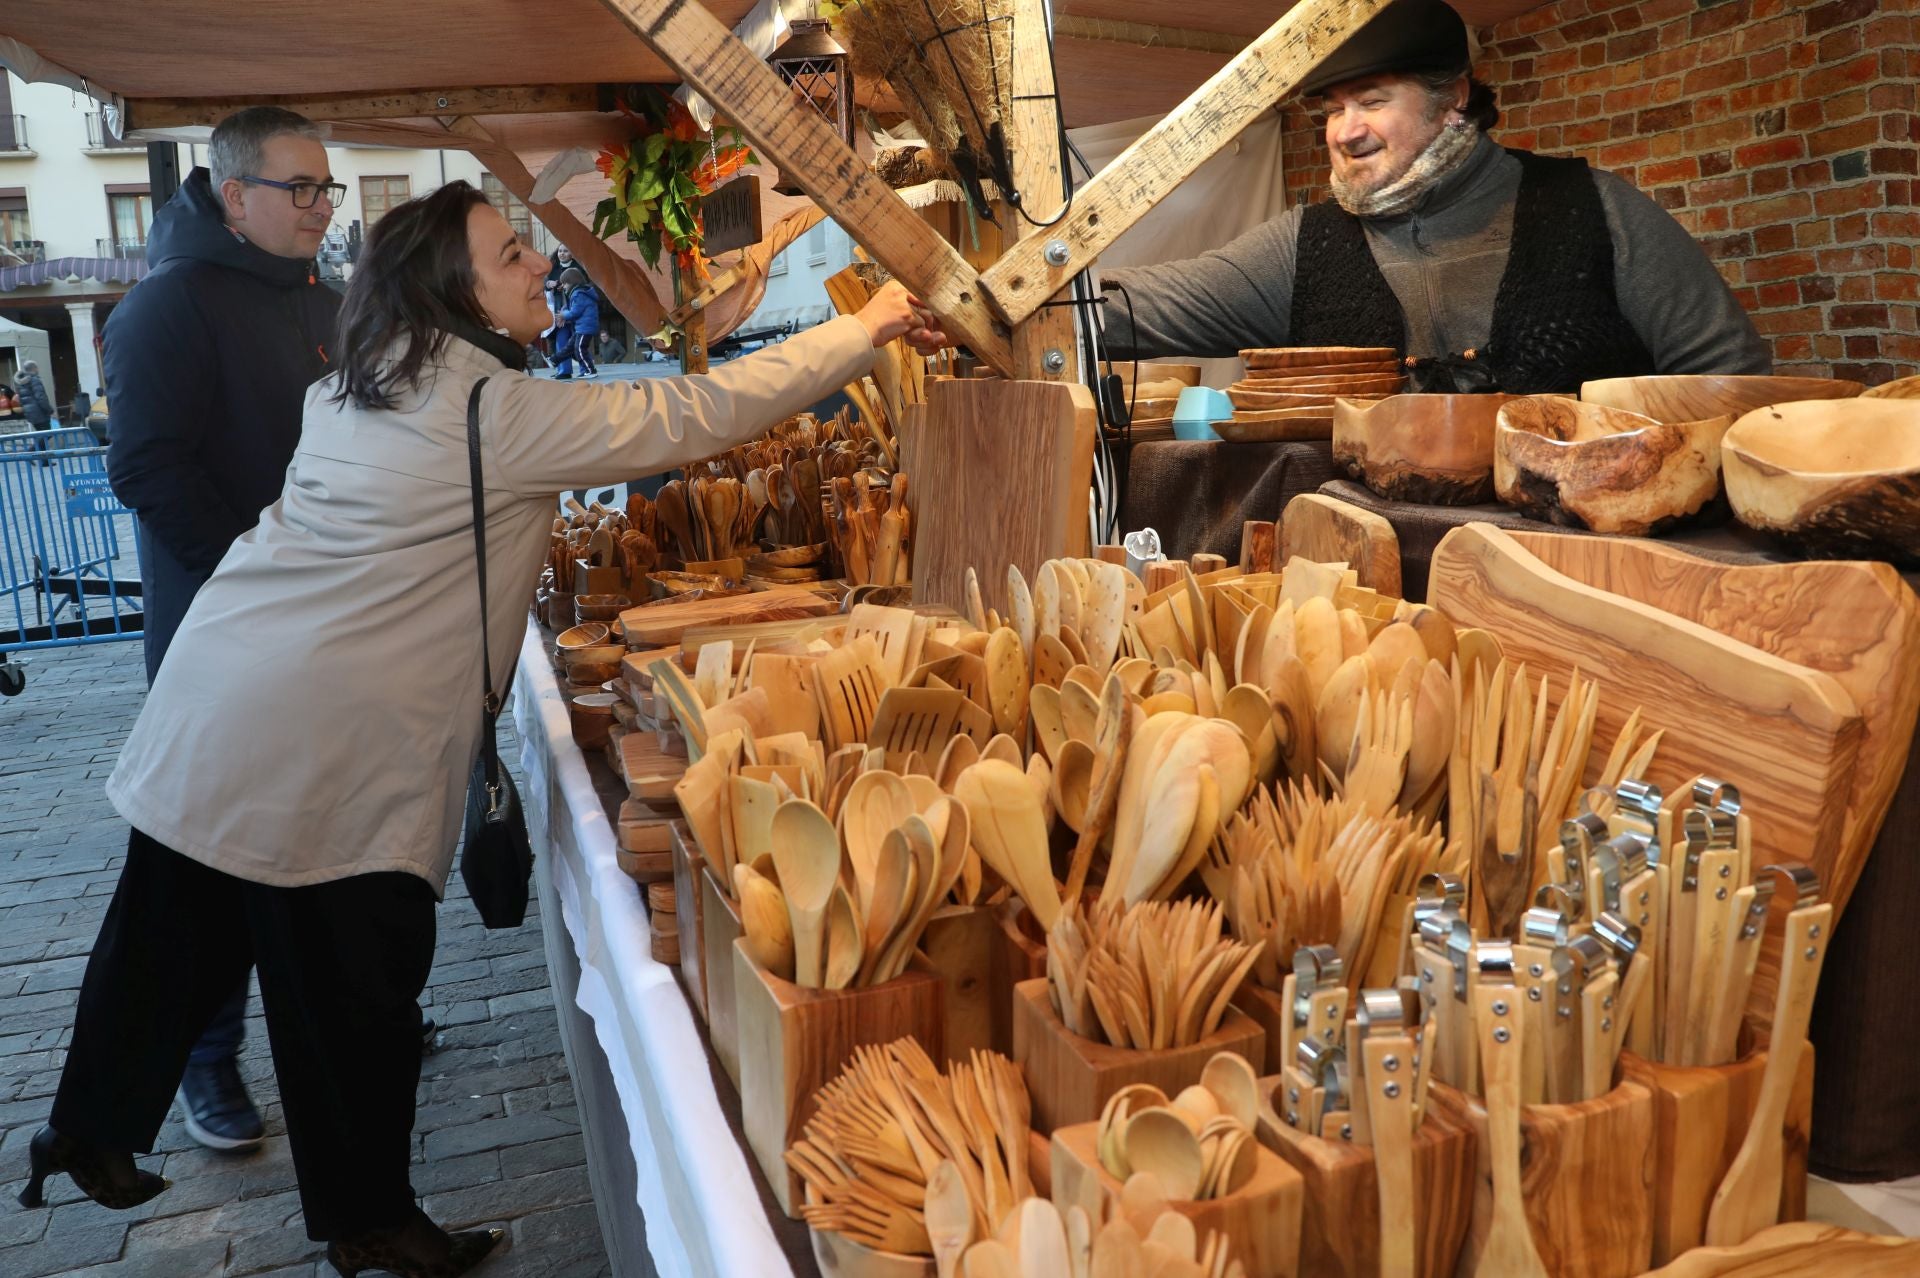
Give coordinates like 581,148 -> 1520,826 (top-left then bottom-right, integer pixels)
0,427 -> 145,693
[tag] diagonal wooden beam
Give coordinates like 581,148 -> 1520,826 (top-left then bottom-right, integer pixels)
125,85 -> 608,131
593,0 -> 1014,374
977,0 -> 1392,327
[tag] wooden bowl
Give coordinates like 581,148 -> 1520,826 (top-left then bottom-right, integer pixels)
567,692 -> 619,751
573,593 -> 631,625
1246,360 -> 1402,381
753,542 -> 829,567
566,659 -> 624,685
1580,374 -> 1862,422
560,643 -> 626,670
555,621 -> 611,650
1493,397 -> 1731,534
1862,374 -> 1920,400
1722,398 -> 1920,564
1333,393 -> 1520,504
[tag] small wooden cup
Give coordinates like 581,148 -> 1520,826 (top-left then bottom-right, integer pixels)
701,860 -> 745,1087
1441,1077 -> 1654,1278
1010,978 -> 1266,1132
1051,1120 -> 1304,1278
1620,1028 -> 1815,1265
566,692 -> 618,751
919,904 -> 1003,1064
668,822 -> 708,1023
1255,1077 -> 1477,1278
734,941 -> 944,1217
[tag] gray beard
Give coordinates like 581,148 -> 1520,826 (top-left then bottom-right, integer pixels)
1330,122 -> 1480,218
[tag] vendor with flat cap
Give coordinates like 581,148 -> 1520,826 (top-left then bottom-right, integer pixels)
1089,0 -> 1769,392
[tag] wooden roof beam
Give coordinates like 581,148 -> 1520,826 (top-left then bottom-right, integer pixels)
593,0 -> 1014,375
979,0 -> 1391,326
124,84 -> 612,131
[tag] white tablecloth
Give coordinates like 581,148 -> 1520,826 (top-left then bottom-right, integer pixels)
512,619 -> 798,1278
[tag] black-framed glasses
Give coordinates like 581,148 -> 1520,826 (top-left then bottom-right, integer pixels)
238,175 -> 347,209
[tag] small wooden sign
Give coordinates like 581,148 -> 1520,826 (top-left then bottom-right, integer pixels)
700,176 -> 762,256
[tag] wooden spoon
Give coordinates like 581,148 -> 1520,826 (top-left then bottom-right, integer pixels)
1220,683 -> 1280,782
1199,1052 -> 1260,1130
1124,1108 -> 1205,1200
840,770 -> 914,916
770,798 -> 839,987
655,479 -> 693,558
859,826 -> 916,976
963,1239 -> 1018,1278
1064,673 -> 1132,903
955,759 -> 1062,930
733,863 -> 794,980
1052,738 -> 1096,834
823,883 -> 863,989
1019,1196 -> 1071,1278
1060,678 -> 1102,744
926,1159 -> 973,1278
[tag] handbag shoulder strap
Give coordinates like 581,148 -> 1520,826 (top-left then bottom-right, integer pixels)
465,377 -> 506,798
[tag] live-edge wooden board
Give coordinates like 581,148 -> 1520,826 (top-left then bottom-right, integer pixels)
1281,493 -> 1404,597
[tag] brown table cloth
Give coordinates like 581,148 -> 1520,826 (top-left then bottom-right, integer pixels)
1122,440 -> 1340,563
1318,478 -> 1920,1182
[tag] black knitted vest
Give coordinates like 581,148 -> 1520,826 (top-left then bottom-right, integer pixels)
1290,149 -> 1656,394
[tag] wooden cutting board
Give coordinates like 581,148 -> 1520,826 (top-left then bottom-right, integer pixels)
1643,1223 -> 1920,1276
1281,493 -> 1404,597
901,377 -> 1097,616
1429,526 -> 1862,1035
616,588 -> 837,649
1505,531 -> 1919,923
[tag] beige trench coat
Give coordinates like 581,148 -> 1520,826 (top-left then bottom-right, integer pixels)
107,317 -> 874,892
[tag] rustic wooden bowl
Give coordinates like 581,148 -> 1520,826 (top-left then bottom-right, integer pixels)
1247,360 -> 1402,381
556,621 -> 611,650
573,593 -> 631,625
1333,394 -> 1520,505
567,691 -> 619,751
560,643 -> 626,670
1580,374 -> 1862,422
1722,398 -> 1920,564
754,542 -> 829,567
1493,397 -> 1731,534
566,659 -> 624,686
1862,374 -> 1920,400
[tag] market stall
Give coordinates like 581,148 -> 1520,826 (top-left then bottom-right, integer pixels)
10,0 -> 1920,1273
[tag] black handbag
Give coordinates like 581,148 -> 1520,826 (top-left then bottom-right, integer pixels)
459,377 -> 534,929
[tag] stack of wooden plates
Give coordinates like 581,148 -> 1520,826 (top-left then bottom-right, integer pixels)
746,542 -> 830,584
1219,346 -> 1406,442
646,878 -> 678,963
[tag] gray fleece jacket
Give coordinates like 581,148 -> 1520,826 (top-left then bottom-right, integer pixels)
1100,133 -> 1770,375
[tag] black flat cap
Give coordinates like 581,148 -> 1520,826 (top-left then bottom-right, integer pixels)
1299,0 -> 1471,96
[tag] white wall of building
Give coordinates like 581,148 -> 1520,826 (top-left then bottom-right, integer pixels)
745,215 -> 855,334
0,76 -> 151,260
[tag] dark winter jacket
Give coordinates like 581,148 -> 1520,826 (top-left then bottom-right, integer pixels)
104,167 -> 340,682
562,283 -> 602,339
17,370 -> 53,425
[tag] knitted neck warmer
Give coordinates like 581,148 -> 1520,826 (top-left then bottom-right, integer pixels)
1331,119 -> 1480,219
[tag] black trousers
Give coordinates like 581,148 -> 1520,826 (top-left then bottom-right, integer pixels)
51,828 -> 437,1240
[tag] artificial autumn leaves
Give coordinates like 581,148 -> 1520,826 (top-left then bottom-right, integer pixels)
593,90 -> 756,280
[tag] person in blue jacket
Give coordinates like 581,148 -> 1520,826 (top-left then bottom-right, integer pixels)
553,266 -> 600,379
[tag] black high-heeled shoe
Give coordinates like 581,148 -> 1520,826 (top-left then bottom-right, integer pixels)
324,1208 -> 505,1278
16,1126 -> 171,1210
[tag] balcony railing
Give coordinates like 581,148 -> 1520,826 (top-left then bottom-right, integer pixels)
85,112 -> 141,151
98,238 -> 147,260
4,240 -> 45,264
0,116 -> 28,153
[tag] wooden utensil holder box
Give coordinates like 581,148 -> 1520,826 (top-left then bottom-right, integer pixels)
1010,978 -> 1265,1131
1439,1078 -> 1654,1278
1254,1077 -> 1476,1278
919,904 -> 1002,1064
734,941 -> 945,1217
1621,1031 -> 1815,1265
701,860 -> 744,1087
991,899 -> 1050,1055
1050,1120 -> 1304,1278
668,822 -> 708,1025
1231,981 -> 1291,1075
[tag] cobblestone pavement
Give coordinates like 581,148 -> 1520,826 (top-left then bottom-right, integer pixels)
0,642 -> 613,1277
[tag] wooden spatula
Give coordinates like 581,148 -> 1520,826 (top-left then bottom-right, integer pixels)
812,635 -> 887,752
955,759 -> 1062,930
869,686 -> 995,772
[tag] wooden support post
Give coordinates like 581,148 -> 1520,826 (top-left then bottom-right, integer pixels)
595,0 -> 1014,374
675,262 -> 709,374
1006,0 -> 1078,383
978,0 -> 1393,326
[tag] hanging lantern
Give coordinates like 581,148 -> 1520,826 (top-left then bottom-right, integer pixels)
769,17 -> 855,195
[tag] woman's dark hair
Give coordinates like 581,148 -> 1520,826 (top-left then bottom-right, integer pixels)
331,180 -> 494,411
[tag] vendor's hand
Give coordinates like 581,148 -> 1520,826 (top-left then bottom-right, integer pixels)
856,281 -> 929,348
904,307 -> 949,356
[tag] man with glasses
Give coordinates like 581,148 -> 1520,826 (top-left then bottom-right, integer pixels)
103,106 -> 345,1156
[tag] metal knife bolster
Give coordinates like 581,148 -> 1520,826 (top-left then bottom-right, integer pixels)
1760,862 -> 1822,908
1612,778 -> 1665,863
1291,944 -> 1344,1027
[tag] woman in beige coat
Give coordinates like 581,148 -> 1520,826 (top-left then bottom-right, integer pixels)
21,181 -> 928,1278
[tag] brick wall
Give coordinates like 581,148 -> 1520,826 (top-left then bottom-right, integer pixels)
1278,0 -> 1919,384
